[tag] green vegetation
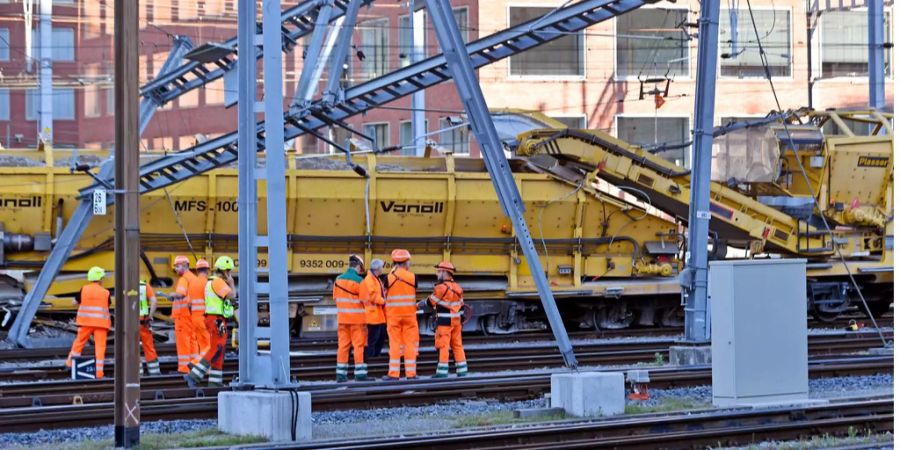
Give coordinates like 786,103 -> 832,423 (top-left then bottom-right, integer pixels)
452,409 -> 567,428
18,428 -> 266,450
714,430 -> 892,449
624,397 -> 708,414
653,352 -> 665,365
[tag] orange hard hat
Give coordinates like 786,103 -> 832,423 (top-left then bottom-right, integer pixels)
196,258 -> 210,270
391,249 -> 411,262
434,261 -> 456,274
173,255 -> 190,267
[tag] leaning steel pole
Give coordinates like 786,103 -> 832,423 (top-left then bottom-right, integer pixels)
113,0 -> 141,445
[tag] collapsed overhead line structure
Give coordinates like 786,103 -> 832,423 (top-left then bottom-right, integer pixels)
8,0 -> 662,358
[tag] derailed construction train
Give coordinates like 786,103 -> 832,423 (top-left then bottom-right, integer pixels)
0,109 -> 891,336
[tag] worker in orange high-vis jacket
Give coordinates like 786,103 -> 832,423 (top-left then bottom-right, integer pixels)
139,280 -> 161,376
360,258 -> 387,362
66,266 -> 112,378
334,254 -> 369,381
383,249 -> 419,380
172,255 -> 198,373
428,261 -> 467,378
189,259 -> 211,362
186,256 -> 237,387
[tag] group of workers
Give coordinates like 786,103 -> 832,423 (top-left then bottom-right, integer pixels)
64,255 -> 237,387
333,249 -> 467,381
63,248 -> 465,384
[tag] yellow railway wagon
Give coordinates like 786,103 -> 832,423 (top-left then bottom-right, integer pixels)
0,148 -> 682,334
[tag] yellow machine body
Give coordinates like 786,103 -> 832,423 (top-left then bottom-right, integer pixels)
0,109 -> 890,332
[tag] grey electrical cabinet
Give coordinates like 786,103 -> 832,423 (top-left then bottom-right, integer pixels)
711,259 -> 809,407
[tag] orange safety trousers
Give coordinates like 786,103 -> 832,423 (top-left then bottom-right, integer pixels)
336,323 -> 367,369
387,315 -> 419,378
174,316 -> 198,373
139,322 -> 158,362
202,315 -> 228,371
191,315 -> 211,359
435,319 -> 465,365
66,326 -> 108,378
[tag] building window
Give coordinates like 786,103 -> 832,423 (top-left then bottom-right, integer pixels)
400,8 -> 468,64
510,7 -> 583,76
0,28 -> 9,61
32,27 -> 75,61
398,15 -> 426,67
617,116 -> 690,167
363,122 -> 389,150
719,9 -> 791,78
438,126 -> 469,155
26,88 -> 76,121
360,19 -> 389,79
552,116 -> 587,129
0,89 -> 8,121
616,9 -> 689,78
85,85 -> 102,118
400,120 -> 428,155
820,11 -> 891,78
106,88 -> 115,115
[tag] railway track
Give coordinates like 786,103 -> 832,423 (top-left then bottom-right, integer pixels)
0,331 -> 888,383
0,328 -> 683,364
0,355 -> 891,433
1,310 -> 888,364
279,396 -> 893,450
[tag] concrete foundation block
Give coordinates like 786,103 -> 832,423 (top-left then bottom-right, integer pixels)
218,390 -> 311,442
669,345 -> 712,366
551,371 -> 624,417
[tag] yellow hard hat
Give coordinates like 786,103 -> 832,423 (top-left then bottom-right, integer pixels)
214,256 -> 235,271
87,266 -> 105,282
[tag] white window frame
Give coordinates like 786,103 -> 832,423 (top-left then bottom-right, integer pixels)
453,7 -> 470,43
436,125 -> 470,155
0,88 -> 9,121
25,88 -> 76,121
359,18 -> 390,80
717,7 -> 793,80
399,119 -> 430,152
32,27 -> 76,62
362,121 -> 391,149
613,6 -> 693,82
0,28 -> 9,61
506,4 -> 587,81
614,114 -> 692,168
816,8 -> 893,80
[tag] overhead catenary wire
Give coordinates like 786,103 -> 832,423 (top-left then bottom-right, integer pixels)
744,0 -> 888,348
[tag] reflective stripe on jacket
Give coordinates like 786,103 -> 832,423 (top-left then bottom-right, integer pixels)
429,280 -> 463,327
189,274 -> 208,316
172,271 -> 196,319
333,269 -> 366,325
77,282 -> 111,329
385,267 -> 417,317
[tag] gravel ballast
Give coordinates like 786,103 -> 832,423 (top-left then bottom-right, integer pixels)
0,373 -> 890,447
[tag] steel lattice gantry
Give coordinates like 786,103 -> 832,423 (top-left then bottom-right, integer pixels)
9,0 -> 658,350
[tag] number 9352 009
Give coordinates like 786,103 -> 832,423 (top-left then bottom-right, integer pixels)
298,259 -> 345,269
